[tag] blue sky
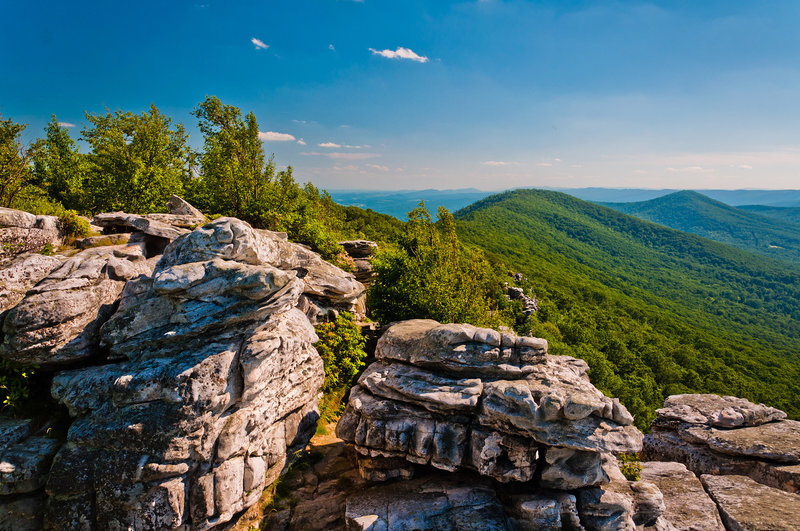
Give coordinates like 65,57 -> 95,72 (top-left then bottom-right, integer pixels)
2,0 -> 800,190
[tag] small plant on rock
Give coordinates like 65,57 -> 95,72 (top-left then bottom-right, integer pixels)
58,210 -> 91,240
314,312 -> 367,420
617,452 -> 642,481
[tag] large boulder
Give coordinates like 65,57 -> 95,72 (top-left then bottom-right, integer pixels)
42,217 -> 362,529
0,208 -> 62,262
0,252 -> 65,314
644,394 -> 800,493
701,474 -> 800,531
336,319 -> 642,487
640,461 -> 724,531
0,242 -> 154,368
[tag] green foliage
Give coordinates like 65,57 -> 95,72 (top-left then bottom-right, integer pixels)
0,359 -> 34,413
58,210 -> 91,240
617,453 -> 642,481
82,104 -> 191,213
314,312 -> 368,395
0,115 -> 40,208
32,115 -> 88,212
456,189 -> 800,428
368,203 -> 511,327
604,191 -> 800,264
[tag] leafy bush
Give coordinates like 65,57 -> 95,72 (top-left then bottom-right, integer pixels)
58,210 -> 91,240
617,453 -> 642,481
368,203 -> 512,328
0,360 -> 34,414
314,312 -> 368,395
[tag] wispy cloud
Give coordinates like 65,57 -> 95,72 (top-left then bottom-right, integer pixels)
319,141 -> 365,149
666,165 -> 713,173
366,164 -> 390,171
258,131 -> 295,142
369,46 -> 429,63
57,122 -> 76,128
536,162 -> 553,167
296,139 -> 306,146
251,38 -> 269,50
301,152 -> 380,160
482,160 -> 517,166
736,164 -> 753,169
329,44 -> 336,51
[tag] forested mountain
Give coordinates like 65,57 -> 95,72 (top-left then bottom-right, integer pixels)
737,204 -> 800,225
602,190 -> 800,263
454,189 -> 800,424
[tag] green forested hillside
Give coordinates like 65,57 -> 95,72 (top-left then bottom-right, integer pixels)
602,190 -> 800,263
737,204 -> 800,226
455,189 -> 800,426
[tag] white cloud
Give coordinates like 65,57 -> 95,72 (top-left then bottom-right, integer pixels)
258,131 -> 295,142
57,122 -> 76,128
329,44 -> 336,51
369,46 -> 429,63
665,166 -> 712,173
536,162 -> 553,167
481,160 -> 517,166
319,142 -> 365,149
300,152 -> 380,160
296,139 -> 306,146
736,164 -> 753,169
366,164 -> 390,172
251,38 -> 269,50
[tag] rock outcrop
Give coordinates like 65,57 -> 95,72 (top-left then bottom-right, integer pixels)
701,474 -> 800,531
337,319 -> 641,485
338,240 -> 377,286
640,461 -> 724,531
1,241 -> 155,367
336,319 -> 654,529
0,208 -> 62,262
0,201 -> 364,529
0,252 -> 65,314
643,394 -> 800,493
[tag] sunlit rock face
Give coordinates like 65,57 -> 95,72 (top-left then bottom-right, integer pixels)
337,319 -> 666,530
0,214 -> 362,530
643,393 -> 800,493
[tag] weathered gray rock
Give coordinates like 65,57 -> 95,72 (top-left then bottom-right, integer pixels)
644,394 -> 800,493
337,319 -> 642,487
0,208 -> 62,261
92,211 -> 190,240
0,252 -> 64,313
344,474 -> 509,531
640,461 -> 724,531
0,436 -> 61,495
42,217 -> 358,529
654,394 -> 786,429
701,474 -> 800,531
76,232 -> 131,249
1,242 -> 153,367
338,240 -> 377,258
0,492 -> 45,531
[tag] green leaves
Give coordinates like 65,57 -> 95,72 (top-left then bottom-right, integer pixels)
314,312 -> 368,394
82,104 -> 190,214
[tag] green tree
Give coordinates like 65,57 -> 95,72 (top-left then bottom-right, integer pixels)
368,203 -> 508,326
0,115 -> 39,208
190,95 -> 267,218
82,104 -> 190,213
32,115 -> 87,211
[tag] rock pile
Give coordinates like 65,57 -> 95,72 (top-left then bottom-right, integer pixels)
0,208 -> 62,263
0,201 -> 364,529
337,319 -> 667,529
643,393 -> 800,493
338,240 -> 378,286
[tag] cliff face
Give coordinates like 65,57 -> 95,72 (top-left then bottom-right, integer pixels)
0,203 -> 364,530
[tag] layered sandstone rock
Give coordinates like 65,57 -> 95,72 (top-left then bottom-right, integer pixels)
643,394 -> 800,493
0,252 -> 65,314
336,319 -> 653,530
1,241 -> 155,367
0,208 -> 62,262
36,217 -> 362,529
701,474 -> 800,531
640,461 -> 724,531
337,319 -> 641,486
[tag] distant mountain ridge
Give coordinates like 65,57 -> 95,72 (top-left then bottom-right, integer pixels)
602,190 -> 800,263
330,187 -> 800,219
452,188 -> 800,420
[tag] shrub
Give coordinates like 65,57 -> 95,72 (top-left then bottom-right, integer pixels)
0,359 -> 34,414
617,453 -> 642,481
314,312 -> 367,396
58,210 -> 91,240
